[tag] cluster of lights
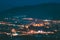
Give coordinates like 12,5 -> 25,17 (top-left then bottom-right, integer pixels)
0,17 -> 60,36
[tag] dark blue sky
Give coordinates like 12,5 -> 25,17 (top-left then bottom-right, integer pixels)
0,0 -> 60,11
0,0 -> 60,19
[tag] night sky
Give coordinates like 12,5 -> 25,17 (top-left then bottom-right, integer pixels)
0,0 -> 60,19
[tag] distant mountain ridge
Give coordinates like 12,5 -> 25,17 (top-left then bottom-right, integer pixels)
0,3 -> 60,19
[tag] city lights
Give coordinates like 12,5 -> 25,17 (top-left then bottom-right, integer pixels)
0,17 -> 60,36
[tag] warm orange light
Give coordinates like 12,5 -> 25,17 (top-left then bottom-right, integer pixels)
25,25 -> 29,28
11,28 -> 16,33
44,22 -> 50,25
33,23 -> 44,27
